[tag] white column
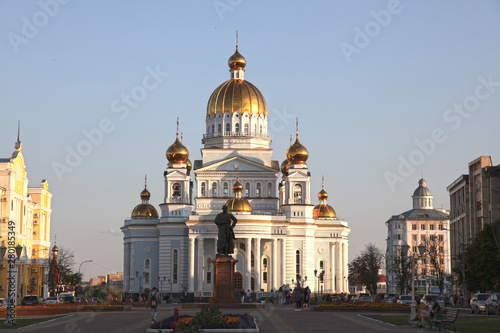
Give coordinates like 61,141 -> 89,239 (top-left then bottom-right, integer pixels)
342,242 -> 348,292
281,238 -> 286,287
330,242 -> 334,293
188,237 -> 195,292
255,238 -> 261,291
197,238 -> 204,292
272,238 -> 278,290
335,242 -> 341,293
130,242 -> 135,292
245,238 -> 251,291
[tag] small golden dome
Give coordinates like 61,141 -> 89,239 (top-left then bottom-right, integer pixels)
318,188 -> 328,201
286,137 -> 309,164
313,204 -> 336,218
131,204 -> 159,218
225,197 -> 252,212
52,244 -> 59,252
186,158 -> 192,173
281,159 -> 289,174
140,187 -> 151,201
228,46 -> 246,70
232,180 -> 243,193
207,79 -> 267,116
166,136 -> 189,164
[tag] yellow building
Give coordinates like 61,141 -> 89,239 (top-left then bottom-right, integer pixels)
0,130 -> 52,301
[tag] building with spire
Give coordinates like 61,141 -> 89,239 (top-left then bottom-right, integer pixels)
0,125 -> 52,300
121,43 -> 351,298
385,179 -> 451,295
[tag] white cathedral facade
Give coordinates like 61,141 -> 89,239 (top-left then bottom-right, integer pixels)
121,45 -> 351,298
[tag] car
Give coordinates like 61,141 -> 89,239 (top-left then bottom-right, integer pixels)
351,293 -> 371,303
45,296 -> 63,305
62,296 -> 76,303
470,293 -> 490,314
21,295 -> 44,305
485,293 -> 500,316
0,298 -> 7,307
397,295 -> 413,305
385,294 -> 399,303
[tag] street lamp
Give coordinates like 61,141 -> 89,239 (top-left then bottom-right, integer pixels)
443,227 -> 467,304
314,269 -> 324,299
158,276 -> 166,301
78,260 -> 93,296
401,242 -> 426,322
136,271 -> 145,300
0,243 -> 23,325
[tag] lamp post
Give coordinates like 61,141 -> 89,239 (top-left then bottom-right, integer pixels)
158,276 -> 166,301
401,242 -> 426,322
443,227 -> 467,304
78,260 -> 93,296
314,269 -> 324,299
136,271 -> 145,300
168,278 -> 173,301
0,243 -> 23,325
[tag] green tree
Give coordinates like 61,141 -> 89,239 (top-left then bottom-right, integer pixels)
348,243 -> 384,297
465,219 -> 500,291
392,251 -> 412,295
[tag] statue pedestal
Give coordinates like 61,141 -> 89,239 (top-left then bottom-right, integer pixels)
210,255 -> 239,303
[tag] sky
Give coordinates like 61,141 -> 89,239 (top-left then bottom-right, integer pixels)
1,0 -> 499,281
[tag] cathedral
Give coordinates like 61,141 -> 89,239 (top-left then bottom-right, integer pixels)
121,44 -> 351,298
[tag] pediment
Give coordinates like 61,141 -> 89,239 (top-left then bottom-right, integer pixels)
195,156 -> 278,173
287,170 -> 309,178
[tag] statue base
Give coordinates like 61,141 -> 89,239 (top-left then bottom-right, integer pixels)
211,255 -> 239,303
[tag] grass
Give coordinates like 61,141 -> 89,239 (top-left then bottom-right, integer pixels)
365,314 -> 500,333
0,316 -> 64,329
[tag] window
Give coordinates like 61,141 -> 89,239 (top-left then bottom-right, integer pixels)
293,184 -> 302,204
421,235 -> 426,242
263,271 -> 268,283
244,123 -> 249,134
263,258 -> 268,267
397,234 -> 401,240
212,182 -> 217,197
439,224 -> 444,230
235,123 -> 240,132
412,224 -> 417,230
234,272 -> 243,291
319,260 -> 324,270
172,183 -> 181,198
211,124 -> 214,133
218,123 -> 222,133
239,242 -> 245,251
145,272 -> 150,285
421,224 -> 426,230
412,235 -> 417,241
439,246 -> 444,252
245,183 -> 250,197
145,259 -> 150,269
412,246 -> 417,253
439,258 -> 444,265
267,183 -> 272,197
256,183 -> 261,197
251,252 -> 254,268
173,249 -> 178,283
223,182 -> 229,197
438,235 -> 443,241
207,272 -> 212,284
430,224 -> 435,230
201,182 -> 206,196
429,235 -> 436,241
225,122 -> 230,132
296,250 -> 300,275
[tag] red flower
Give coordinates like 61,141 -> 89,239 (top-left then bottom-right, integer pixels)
173,307 -> 180,316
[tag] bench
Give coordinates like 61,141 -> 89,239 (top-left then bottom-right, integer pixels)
426,308 -> 459,332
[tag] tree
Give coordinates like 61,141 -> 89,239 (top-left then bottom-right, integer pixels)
47,246 -> 81,293
392,250 -> 412,295
465,219 -> 500,291
425,239 -> 447,294
348,243 -> 384,296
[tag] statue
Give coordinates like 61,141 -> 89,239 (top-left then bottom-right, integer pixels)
214,205 -> 237,256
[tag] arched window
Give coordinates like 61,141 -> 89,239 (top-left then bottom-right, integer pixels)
201,182 -> 206,197
267,183 -> 272,197
173,249 -> 178,283
235,123 -> 240,133
211,124 -> 214,133
320,260 -> 324,270
145,272 -> 150,285
223,182 -> 229,197
293,184 -> 302,204
244,123 -> 249,134
251,251 -> 254,268
245,182 -> 250,197
260,125 -> 263,133
145,259 -> 150,269
234,272 -> 243,291
256,183 -> 261,197
172,183 -> 181,198
296,250 -> 300,275
212,182 -> 217,197
226,122 -> 230,132
218,123 -> 222,133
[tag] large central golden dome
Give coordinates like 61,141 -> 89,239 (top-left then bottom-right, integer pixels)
206,47 -> 267,116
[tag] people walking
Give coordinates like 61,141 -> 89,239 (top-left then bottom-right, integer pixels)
146,287 -> 160,323
293,284 -> 304,311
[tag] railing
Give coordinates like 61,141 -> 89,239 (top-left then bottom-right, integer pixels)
203,131 -> 271,140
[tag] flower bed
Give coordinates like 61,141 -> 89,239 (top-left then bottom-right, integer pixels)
314,301 -> 421,313
148,303 -> 259,332
0,304 -> 129,317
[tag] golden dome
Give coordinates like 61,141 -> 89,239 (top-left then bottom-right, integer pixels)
52,244 -> 59,252
228,46 -> 246,70
225,197 -> 252,212
286,137 -> 309,164
166,136 -> 189,164
318,188 -> 328,201
207,79 -> 267,116
232,180 -> 243,193
313,204 -> 336,218
186,158 -> 192,173
281,159 -> 289,174
140,187 -> 151,201
131,204 -> 159,218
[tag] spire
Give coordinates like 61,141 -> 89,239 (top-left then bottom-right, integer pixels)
144,175 -> 147,187
296,118 -> 299,139
322,175 -> 325,189
290,134 -> 292,146
181,132 -> 183,144
15,120 -> 22,151
176,117 -> 179,138
236,30 -> 239,48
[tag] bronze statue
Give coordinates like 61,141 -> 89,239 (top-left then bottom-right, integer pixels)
214,205 -> 237,256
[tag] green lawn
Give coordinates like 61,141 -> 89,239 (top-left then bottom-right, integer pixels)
365,314 -> 500,333
0,316 -> 64,329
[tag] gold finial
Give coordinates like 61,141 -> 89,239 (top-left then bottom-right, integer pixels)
236,30 -> 238,48
290,134 -> 292,146
145,175 -> 147,187
322,175 -> 325,189
296,118 -> 299,138
181,132 -> 183,144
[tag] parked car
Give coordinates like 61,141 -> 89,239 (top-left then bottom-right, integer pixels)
62,296 -> 76,303
470,293 -> 490,314
351,293 -> 371,303
485,293 -> 500,316
21,295 -> 44,305
385,294 -> 399,303
0,298 -> 7,307
420,294 -> 445,307
45,296 -> 63,305
397,295 -> 413,305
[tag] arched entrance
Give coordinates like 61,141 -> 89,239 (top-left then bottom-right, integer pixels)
234,272 -> 243,292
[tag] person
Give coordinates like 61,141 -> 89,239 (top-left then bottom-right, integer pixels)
214,205 -> 237,256
246,289 -> 251,303
293,284 -> 304,311
303,286 -> 311,309
240,290 -> 245,304
146,287 -> 160,323
417,299 -> 440,327
278,287 -> 284,307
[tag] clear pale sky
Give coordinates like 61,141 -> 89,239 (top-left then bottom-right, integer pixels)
1,0 -> 499,281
